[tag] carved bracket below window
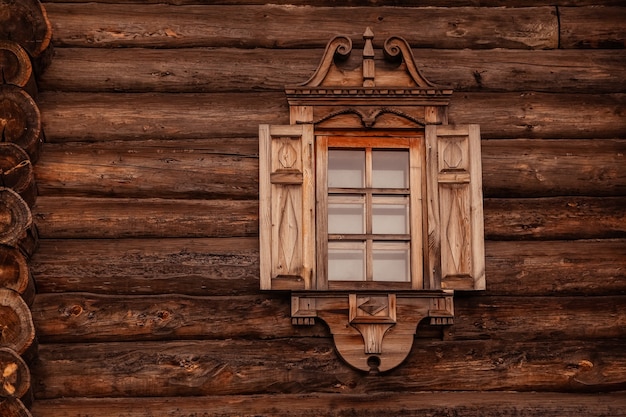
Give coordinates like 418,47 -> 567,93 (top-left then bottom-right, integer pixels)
291,291 -> 454,373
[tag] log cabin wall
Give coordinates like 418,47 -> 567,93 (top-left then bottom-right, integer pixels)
15,0 -> 626,415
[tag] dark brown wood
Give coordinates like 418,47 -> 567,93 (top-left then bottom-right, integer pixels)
35,139 -> 258,200
28,238 -> 626,297
30,339 -> 626,398
37,92 -> 626,141
0,41 -> 36,98
28,392 -> 626,417
0,245 -> 35,306
0,0 -> 53,75
32,195 -> 626,240
34,138 -> 626,200
484,196 -> 626,240
0,144 -> 35,207
0,398 -> 32,417
0,288 -> 35,356
0,188 -> 37,256
0,85 -> 42,163
30,293 -> 626,343
37,48 -> 626,94
0,348 -> 31,401
560,7 -> 626,49
35,0 -> 626,5
44,4 -> 558,49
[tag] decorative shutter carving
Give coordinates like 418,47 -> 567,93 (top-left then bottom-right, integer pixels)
426,124 -> 485,290
259,124 -> 315,290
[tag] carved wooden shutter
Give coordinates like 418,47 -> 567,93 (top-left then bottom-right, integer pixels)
259,124 -> 315,291
425,124 -> 485,291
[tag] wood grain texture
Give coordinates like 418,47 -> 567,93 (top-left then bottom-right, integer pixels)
28,392 -> 626,417
30,293 -> 626,343
30,339 -> 626,398
36,48 -> 626,93
560,7 -> 626,49
33,139 -> 626,199
28,238 -> 626,296
37,92 -> 626,141
43,4 -> 558,49
32,195 -> 626,240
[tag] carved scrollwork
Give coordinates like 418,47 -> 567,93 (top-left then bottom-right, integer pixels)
299,35 -> 352,87
309,107 -> 426,128
383,36 -> 437,88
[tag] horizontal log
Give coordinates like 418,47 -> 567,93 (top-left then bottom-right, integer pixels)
38,92 -> 626,141
30,338 -> 626,398
44,4 -> 558,49
30,293 -> 626,343
35,139 -> 259,200
36,0 -> 626,5
28,238 -> 626,297
37,48 -> 626,94
34,139 -> 626,199
29,392 -> 626,417
560,7 -> 626,49
32,195 -> 626,240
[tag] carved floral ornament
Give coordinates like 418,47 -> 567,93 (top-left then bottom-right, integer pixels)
259,28 -> 485,373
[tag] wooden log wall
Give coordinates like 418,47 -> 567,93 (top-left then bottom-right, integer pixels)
11,0 -> 625,415
0,1 -> 52,415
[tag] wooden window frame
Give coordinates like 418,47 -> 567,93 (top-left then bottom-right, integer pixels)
315,134 -> 426,291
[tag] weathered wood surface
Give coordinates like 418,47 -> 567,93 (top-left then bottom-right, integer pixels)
0,0 -> 52,60
0,398 -> 32,417
32,195 -> 626,240
0,347 -> 31,401
28,392 -> 626,417
30,338 -> 626,398
38,92 -> 626,141
560,6 -> 626,49
0,188 -> 37,256
28,238 -> 626,297
0,41 -> 36,97
0,246 -> 35,306
0,289 -> 35,356
0,143 -> 36,207
0,85 -> 42,162
44,4 -> 558,49
37,48 -> 626,94
30,292 -> 626,343
33,139 -> 626,199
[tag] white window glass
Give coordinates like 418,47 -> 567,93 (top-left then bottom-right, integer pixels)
372,150 -> 409,188
372,244 -> 410,282
328,243 -> 365,281
372,196 -> 409,235
328,150 -> 364,188
328,199 -> 365,234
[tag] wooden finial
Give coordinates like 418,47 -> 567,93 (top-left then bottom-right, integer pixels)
363,27 -> 375,87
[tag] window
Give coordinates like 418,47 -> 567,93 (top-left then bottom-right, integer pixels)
258,28 -> 485,373
316,136 -> 423,289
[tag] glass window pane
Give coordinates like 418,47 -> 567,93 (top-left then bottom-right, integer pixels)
372,151 -> 409,188
328,150 -> 364,188
328,200 -> 365,234
372,244 -> 410,282
372,197 -> 409,235
328,243 -> 365,281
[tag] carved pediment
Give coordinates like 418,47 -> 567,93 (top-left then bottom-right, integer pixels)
286,27 -> 453,100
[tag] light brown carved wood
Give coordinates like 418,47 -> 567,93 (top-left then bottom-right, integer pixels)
426,124 -> 485,290
259,124 -> 315,290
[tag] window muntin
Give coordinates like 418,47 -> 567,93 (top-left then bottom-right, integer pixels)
318,136 -> 423,287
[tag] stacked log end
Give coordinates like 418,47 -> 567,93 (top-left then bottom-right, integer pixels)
0,0 -> 51,415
